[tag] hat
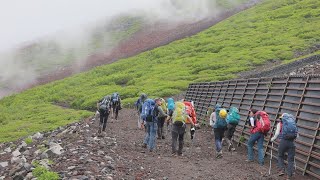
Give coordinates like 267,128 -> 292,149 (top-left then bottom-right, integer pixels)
249,108 -> 258,114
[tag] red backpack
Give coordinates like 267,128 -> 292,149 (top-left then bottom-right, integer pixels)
251,111 -> 270,134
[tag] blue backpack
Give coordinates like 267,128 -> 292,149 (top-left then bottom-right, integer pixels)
167,98 -> 175,110
141,99 -> 156,122
281,113 -> 298,140
226,107 -> 240,125
214,105 -> 227,129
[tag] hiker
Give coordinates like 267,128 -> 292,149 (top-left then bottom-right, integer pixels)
225,107 -> 240,151
271,113 -> 298,179
157,98 -> 168,139
141,98 -> 157,152
183,100 -> 197,146
111,92 -> 122,121
97,95 -> 111,134
171,102 -> 191,156
212,104 -> 228,158
135,93 -> 148,129
247,109 -> 270,165
166,98 -> 175,132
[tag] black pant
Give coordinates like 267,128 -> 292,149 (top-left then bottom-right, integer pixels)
157,117 -> 166,138
112,102 -> 120,120
172,122 -> 185,154
225,124 -> 236,140
99,110 -> 109,131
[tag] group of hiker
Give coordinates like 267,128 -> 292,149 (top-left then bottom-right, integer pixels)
96,92 -> 122,133
134,93 -> 198,155
97,93 -> 298,179
210,106 -> 298,179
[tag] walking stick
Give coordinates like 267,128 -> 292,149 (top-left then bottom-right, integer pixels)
269,142 -> 273,175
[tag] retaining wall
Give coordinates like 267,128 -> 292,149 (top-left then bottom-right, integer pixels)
185,75 -> 320,179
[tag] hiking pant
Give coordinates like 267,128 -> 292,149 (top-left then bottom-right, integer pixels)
112,102 -> 120,120
144,121 -> 158,150
247,132 -> 264,165
185,123 -> 192,146
277,139 -> 295,177
99,110 -> 109,131
225,124 -> 237,140
172,123 -> 185,154
214,128 -> 226,152
157,117 -> 166,138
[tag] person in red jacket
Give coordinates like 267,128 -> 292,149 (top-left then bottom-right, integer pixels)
183,100 -> 196,146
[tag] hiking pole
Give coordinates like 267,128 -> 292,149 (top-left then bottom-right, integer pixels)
269,142 -> 273,175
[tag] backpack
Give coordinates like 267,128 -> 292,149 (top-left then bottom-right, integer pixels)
141,99 -> 156,122
184,101 -> 197,124
99,96 -> 110,111
253,111 -> 270,134
281,113 -> 298,140
167,98 -> 175,110
160,98 -> 167,114
112,93 -> 119,103
226,107 -> 240,125
214,107 -> 227,129
172,102 -> 186,123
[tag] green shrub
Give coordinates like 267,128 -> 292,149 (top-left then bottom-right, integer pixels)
33,166 -> 59,180
25,137 -> 33,145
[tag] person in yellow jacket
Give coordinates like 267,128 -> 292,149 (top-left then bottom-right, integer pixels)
171,102 -> 192,156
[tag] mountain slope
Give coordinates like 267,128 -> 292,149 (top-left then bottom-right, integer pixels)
0,0 -> 319,142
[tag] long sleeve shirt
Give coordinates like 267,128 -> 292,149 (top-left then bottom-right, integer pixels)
271,122 -> 281,142
209,112 -> 216,127
157,105 -> 168,118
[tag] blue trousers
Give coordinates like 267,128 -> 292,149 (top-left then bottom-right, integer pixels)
144,121 -> 158,150
247,132 -> 264,165
277,139 -> 295,177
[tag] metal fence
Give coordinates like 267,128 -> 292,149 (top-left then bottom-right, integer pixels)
185,75 -> 320,179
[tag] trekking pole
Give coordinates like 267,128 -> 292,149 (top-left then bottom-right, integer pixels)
269,142 -> 273,175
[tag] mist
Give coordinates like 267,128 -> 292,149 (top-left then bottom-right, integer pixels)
0,0 -> 247,98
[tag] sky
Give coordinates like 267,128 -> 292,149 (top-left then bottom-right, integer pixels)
0,0 -> 160,51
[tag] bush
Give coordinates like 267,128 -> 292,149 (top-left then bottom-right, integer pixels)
33,166 -> 59,180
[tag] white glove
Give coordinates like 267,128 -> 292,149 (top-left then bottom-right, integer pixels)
270,137 -> 276,142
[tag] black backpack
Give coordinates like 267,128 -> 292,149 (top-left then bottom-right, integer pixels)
99,97 -> 110,111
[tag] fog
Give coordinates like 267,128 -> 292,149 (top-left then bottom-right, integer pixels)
0,0 -> 245,98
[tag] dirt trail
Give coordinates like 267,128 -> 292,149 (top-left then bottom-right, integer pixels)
84,109 -> 306,179
0,108 -> 310,179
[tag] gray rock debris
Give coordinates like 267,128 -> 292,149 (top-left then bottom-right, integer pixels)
12,149 -> 21,157
4,147 -> 12,153
32,132 -> 43,139
0,161 -> 8,168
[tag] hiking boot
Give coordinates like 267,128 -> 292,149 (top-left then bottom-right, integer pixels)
177,153 -> 183,156
245,159 -> 254,163
277,170 -> 285,176
228,143 -> 232,151
162,136 -> 165,139
216,151 -> 223,159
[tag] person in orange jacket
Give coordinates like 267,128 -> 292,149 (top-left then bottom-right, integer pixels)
183,100 -> 197,146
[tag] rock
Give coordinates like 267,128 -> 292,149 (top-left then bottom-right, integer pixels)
40,152 -> 49,159
107,164 -> 115,170
23,163 -> 32,171
0,161 -> 8,168
104,156 -> 114,161
19,146 -> 27,153
79,176 -> 89,180
23,150 -> 31,156
97,150 -> 104,155
107,176 -> 113,180
20,141 -> 27,147
100,162 -> 105,166
13,175 -> 24,180
0,176 -> 5,180
46,143 -> 63,157
25,172 -> 33,180
33,132 -> 43,139
9,165 -> 23,176
68,166 -> 76,170
163,177 -> 169,180
39,159 -> 50,169
11,155 -> 26,164
34,149 -> 41,156
12,149 -> 21,157
4,147 -> 11,153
